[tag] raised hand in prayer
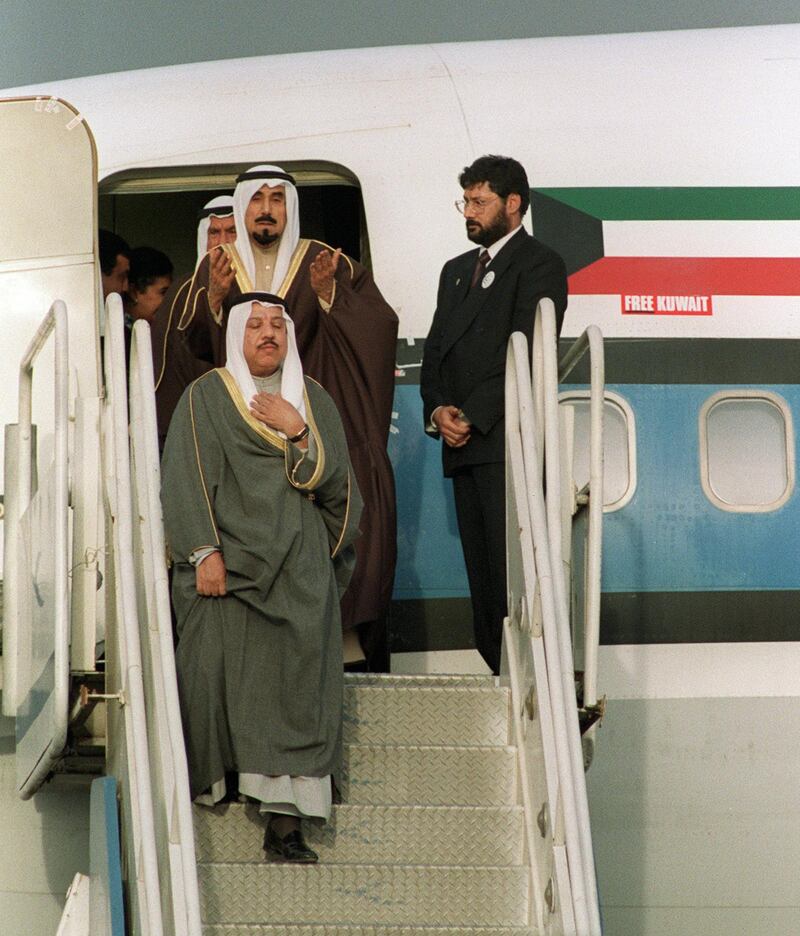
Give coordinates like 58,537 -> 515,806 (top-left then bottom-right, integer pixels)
309,247 -> 342,306
250,392 -> 309,449
196,551 -> 227,596
208,246 -> 236,314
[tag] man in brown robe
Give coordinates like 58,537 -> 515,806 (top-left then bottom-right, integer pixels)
151,196 -> 237,449
174,165 -> 398,670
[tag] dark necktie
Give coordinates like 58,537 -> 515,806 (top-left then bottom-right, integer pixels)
470,250 -> 490,289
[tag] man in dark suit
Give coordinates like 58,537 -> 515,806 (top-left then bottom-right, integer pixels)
420,155 -> 568,674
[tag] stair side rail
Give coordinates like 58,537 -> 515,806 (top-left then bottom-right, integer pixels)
101,295 -> 164,936
9,300 -> 71,797
535,302 -> 603,934
507,329 -> 606,933
557,324 -> 605,714
128,320 -> 202,936
505,334 -> 576,935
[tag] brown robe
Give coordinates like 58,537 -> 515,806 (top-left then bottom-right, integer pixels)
176,240 -> 398,647
151,272 -> 213,450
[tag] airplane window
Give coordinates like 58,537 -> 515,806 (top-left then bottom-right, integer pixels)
559,390 -> 636,511
700,391 -> 795,512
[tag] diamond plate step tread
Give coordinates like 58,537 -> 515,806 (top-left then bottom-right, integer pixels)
342,745 -> 517,807
198,864 -> 529,927
343,687 -> 510,747
345,675 -> 497,689
204,926 -> 537,935
194,803 -> 524,866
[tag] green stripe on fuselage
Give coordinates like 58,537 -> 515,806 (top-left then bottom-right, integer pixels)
533,187 -> 800,220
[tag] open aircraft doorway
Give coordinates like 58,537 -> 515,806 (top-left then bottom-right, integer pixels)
98,161 -> 369,275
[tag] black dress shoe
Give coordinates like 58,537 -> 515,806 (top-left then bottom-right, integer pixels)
263,825 -> 319,864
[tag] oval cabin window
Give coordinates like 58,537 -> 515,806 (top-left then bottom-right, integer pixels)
559,390 -> 636,512
700,391 -> 795,512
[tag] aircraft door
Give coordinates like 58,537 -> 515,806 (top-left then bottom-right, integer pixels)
0,97 -> 100,792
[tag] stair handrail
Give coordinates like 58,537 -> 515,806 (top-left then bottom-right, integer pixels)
10,300 -> 71,795
102,295 -> 164,936
557,324 -> 605,711
505,335 -> 574,933
507,329 -> 597,934
128,320 -> 202,936
534,302 -> 603,933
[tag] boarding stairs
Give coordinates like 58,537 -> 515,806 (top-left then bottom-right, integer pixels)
5,293 -> 605,935
195,672 -> 529,934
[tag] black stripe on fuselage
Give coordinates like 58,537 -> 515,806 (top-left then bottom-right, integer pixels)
396,338 -> 800,387
559,337 -> 800,385
389,590 -> 800,651
390,598 -> 473,652
599,590 -> 800,644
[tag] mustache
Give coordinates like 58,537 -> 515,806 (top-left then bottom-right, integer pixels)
257,339 -> 279,349
255,214 -> 277,224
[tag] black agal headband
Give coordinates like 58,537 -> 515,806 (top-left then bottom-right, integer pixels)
235,170 -> 296,186
197,204 -> 234,220
237,292 -> 286,308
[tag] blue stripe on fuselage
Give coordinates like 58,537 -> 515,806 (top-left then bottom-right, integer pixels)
576,383 -> 800,593
390,383 -> 800,600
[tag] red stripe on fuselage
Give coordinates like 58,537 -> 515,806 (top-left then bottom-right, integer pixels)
569,257 -> 800,295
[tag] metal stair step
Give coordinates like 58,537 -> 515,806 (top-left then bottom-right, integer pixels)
204,926 -> 537,935
342,745 -> 517,807
343,686 -> 510,747
198,864 -> 529,927
345,674 -> 496,689
194,803 -> 524,866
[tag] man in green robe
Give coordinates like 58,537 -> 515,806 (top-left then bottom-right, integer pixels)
161,291 -> 361,863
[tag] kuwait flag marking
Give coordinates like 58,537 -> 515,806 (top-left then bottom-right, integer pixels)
531,188 -> 800,338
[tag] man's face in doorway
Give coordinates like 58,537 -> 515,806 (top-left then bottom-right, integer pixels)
245,185 -> 287,247
207,215 -> 237,251
102,253 -> 130,299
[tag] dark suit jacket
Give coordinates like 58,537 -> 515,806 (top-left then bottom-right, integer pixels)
420,228 -> 568,476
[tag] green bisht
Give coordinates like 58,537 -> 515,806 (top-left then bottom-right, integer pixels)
161,368 -> 362,797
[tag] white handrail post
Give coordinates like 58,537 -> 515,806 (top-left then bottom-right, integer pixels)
3,423 -> 22,715
583,325 -> 605,709
535,307 -> 601,933
103,294 -> 164,936
129,320 -> 202,936
511,333 -> 591,934
532,311 -> 546,462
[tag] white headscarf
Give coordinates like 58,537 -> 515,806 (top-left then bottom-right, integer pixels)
232,164 -> 300,291
225,292 -> 306,426
196,195 -> 235,268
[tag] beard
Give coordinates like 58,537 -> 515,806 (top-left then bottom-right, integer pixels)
252,229 -> 280,247
466,211 -> 510,247
251,213 -> 281,247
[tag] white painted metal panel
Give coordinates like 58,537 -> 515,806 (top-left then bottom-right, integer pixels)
14,303 -> 70,799
0,96 -> 99,717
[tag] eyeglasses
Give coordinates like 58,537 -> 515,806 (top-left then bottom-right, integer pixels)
455,195 -> 502,215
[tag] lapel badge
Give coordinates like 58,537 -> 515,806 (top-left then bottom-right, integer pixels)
481,270 -> 495,289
